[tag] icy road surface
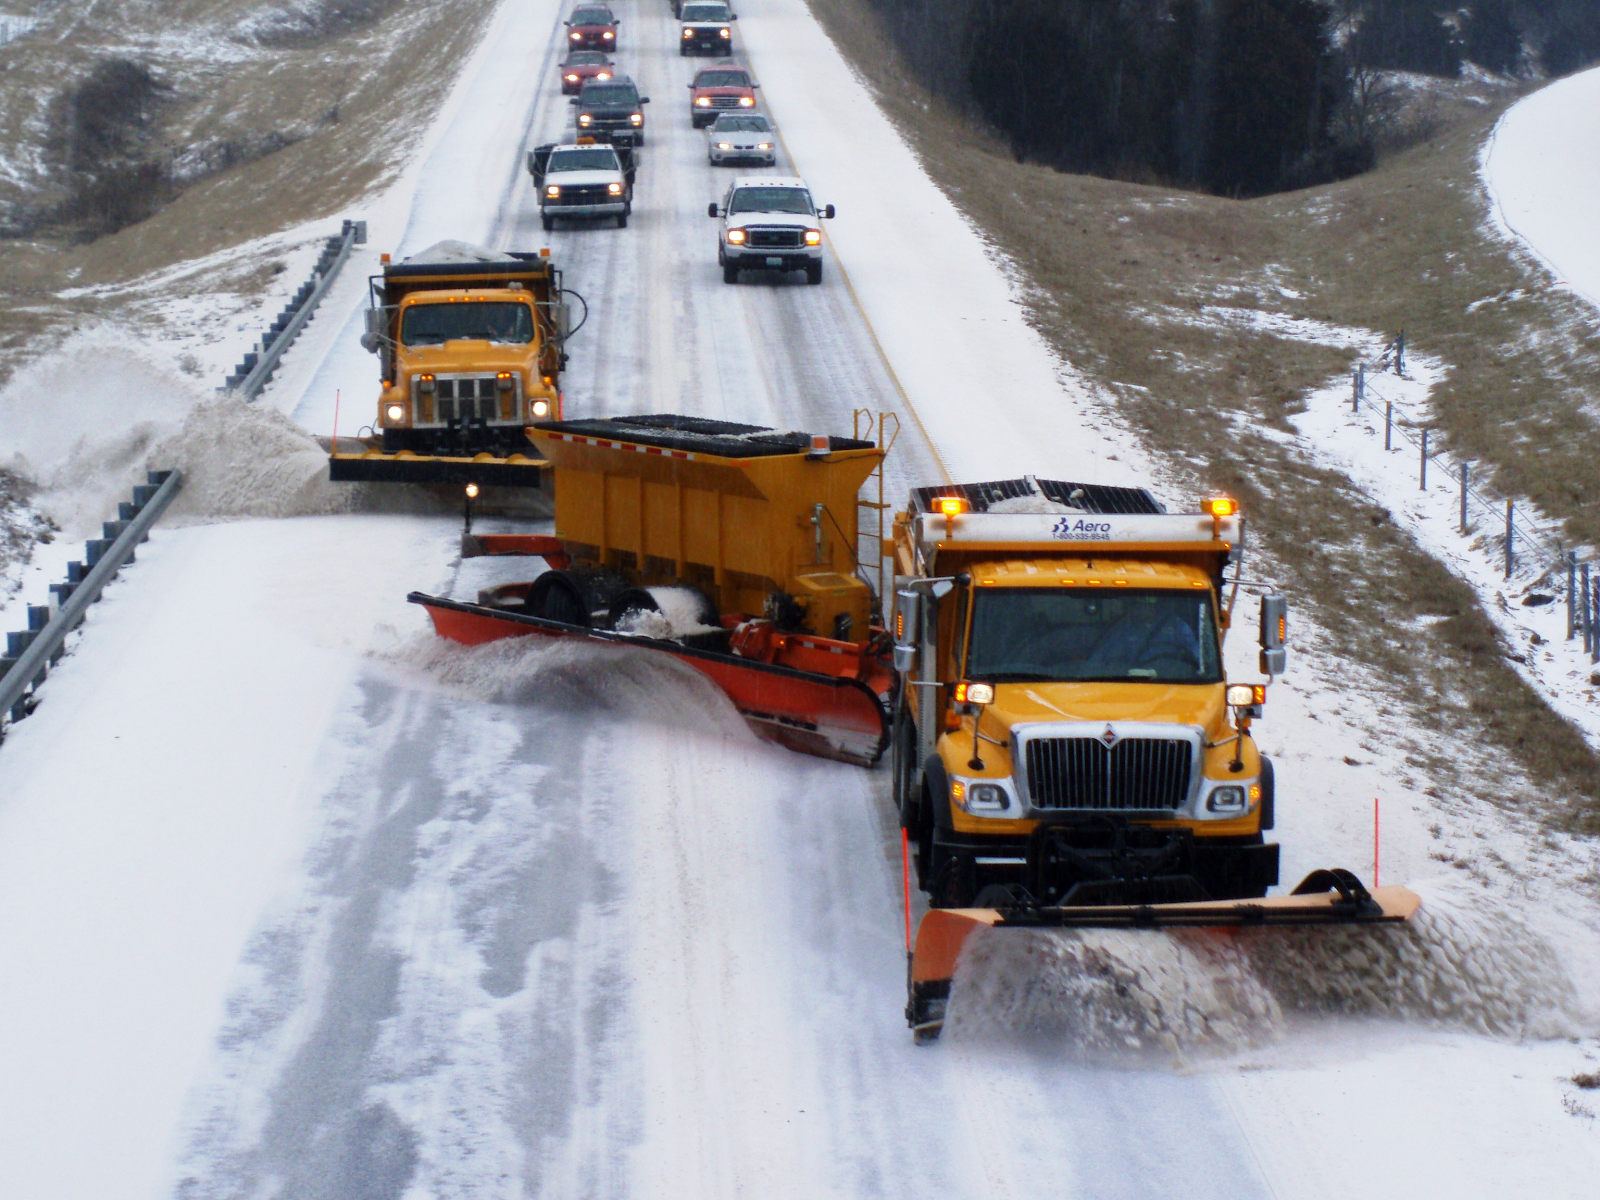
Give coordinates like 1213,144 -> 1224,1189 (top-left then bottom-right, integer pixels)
1483,60 -> 1600,314
1,1 -> 1599,1198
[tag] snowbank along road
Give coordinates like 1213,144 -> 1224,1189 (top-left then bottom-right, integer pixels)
2,4 -> 1599,1199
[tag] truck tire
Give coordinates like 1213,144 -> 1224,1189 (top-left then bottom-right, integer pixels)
805,260 -> 823,285
525,567 -> 629,628
723,262 -> 739,284
541,214 -> 554,232
892,710 -> 920,830
617,212 -> 628,229
1259,755 -> 1276,831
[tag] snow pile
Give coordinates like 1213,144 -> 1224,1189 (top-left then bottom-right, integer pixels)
613,586 -> 720,639
946,882 -> 1586,1055
946,926 -> 1282,1055
382,631 -> 752,743
986,494 -> 1080,516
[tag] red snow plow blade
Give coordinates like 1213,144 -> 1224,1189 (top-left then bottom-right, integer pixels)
409,591 -> 891,766
906,868 -> 1422,1042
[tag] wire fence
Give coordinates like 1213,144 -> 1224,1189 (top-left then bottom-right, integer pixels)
1350,331 -> 1600,664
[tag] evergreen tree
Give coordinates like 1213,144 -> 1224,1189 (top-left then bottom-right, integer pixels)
1351,0 -> 1462,75
1463,0 -> 1522,73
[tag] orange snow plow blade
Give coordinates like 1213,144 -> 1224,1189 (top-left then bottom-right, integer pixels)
906,869 -> 1421,1042
409,592 -> 891,766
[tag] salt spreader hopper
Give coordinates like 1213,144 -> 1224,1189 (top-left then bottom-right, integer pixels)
408,414 -> 895,764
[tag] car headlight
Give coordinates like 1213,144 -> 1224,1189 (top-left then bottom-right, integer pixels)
597,71 -> 610,80
738,96 -> 754,106
545,184 -> 560,197
756,142 -> 771,150
726,228 -> 746,244
804,229 -> 821,245
385,403 -> 405,422
695,96 -> 711,106
578,113 -> 591,125
608,181 -> 623,195
531,399 -> 550,417
683,28 -> 694,37
719,26 -> 731,37
630,112 -> 643,125
570,31 -> 581,40
716,141 -> 732,149
602,30 -> 613,39
565,73 -> 579,82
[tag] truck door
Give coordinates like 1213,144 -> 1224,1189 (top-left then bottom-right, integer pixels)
615,144 -> 636,193
527,144 -> 555,189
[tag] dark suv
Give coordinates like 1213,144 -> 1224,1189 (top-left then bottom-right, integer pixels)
572,76 -> 650,146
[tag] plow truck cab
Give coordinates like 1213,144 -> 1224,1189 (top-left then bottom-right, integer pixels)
890,478 -> 1285,910
330,241 -> 571,487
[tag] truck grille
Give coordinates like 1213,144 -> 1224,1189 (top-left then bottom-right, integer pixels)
1024,737 -> 1193,810
551,184 -> 612,204
710,95 -> 741,108
429,376 -> 510,425
747,228 -> 801,248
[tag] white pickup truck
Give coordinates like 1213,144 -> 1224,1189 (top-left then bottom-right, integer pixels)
708,176 -> 834,285
528,141 -> 636,230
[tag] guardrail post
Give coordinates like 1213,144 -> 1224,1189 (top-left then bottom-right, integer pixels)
1504,500 -> 1514,579
1570,552 -> 1579,640
1419,429 -> 1429,489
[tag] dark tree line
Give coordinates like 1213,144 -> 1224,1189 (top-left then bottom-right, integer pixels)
862,0 -> 1600,197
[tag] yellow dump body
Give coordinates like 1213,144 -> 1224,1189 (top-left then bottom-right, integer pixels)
530,416 -> 883,642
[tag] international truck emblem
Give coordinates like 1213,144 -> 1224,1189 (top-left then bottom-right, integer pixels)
1100,724 -> 1118,747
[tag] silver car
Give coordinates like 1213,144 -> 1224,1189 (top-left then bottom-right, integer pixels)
706,113 -> 776,167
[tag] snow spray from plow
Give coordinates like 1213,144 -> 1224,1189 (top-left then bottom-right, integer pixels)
937,882 -> 1584,1054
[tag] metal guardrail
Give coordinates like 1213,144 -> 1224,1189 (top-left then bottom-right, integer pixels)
0,470 -> 182,727
223,218 -> 366,399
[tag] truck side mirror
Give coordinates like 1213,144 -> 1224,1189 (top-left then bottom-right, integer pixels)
640,96 -> 650,103
359,307 -> 384,353
569,97 -> 578,105
823,204 -> 836,219
1259,594 -> 1287,676
708,202 -> 720,218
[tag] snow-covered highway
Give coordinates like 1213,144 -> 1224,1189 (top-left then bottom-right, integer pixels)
2,3 -> 1600,1199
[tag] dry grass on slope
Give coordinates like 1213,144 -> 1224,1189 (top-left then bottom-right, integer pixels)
806,0 -> 1600,833
0,0 -> 502,383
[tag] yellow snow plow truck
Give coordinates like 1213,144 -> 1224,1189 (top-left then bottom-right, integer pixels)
890,478 -> 1420,1039
329,241 -> 575,487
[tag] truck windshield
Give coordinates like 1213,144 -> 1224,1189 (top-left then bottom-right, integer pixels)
695,70 -> 749,87
400,302 -> 535,346
683,3 -> 731,19
548,148 -> 617,171
966,588 -> 1222,684
582,84 -> 636,105
728,187 -> 812,214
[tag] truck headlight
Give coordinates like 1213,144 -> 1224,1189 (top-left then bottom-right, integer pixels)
630,112 -> 643,125
726,228 -> 746,244
716,142 -> 733,150
597,71 -> 610,80
952,778 -> 1010,813
804,229 -> 821,245
1205,785 -> 1247,814
602,30 -> 613,39
608,181 -> 623,195
531,399 -> 549,417
570,31 -> 582,40
756,142 -> 771,150
738,96 -> 754,106
578,113 -> 592,125
385,403 -> 405,422
695,96 -> 711,106
565,73 -> 579,83
683,27 -> 694,38
719,26 -> 731,37
546,184 -> 561,197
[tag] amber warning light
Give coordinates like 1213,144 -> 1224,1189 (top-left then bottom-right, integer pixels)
937,496 -> 968,518
1205,497 -> 1238,517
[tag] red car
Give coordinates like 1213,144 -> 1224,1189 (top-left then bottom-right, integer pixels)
561,50 -> 614,95
564,4 -> 618,51
688,66 -> 758,129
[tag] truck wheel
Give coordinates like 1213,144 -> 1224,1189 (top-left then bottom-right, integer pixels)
805,260 -> 823,285
892,710 -> 920,829
541,214 -> 554,232
723,262 -> 739,284
616,212 -> 627,229
1259,755 -> 1275,831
